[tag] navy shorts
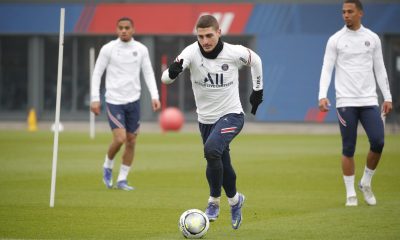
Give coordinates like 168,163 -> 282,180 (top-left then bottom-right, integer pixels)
106,101 -> 140,134
199,113 -> 244,155
336,106 -> 385,157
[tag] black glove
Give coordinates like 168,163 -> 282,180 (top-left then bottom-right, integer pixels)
249,89 -> 263,115
168,59 -> 183,79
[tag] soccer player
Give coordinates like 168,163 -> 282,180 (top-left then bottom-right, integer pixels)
161,15 -> 263,229
318,0 -> 392,206
91,17 -> 161,191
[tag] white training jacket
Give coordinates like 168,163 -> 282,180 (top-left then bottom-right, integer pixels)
319,25 -> 392,107
161,42 -> 263,124
91,38 -> 159,104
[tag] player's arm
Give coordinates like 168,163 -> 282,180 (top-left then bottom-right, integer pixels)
318,37 -> 337,112
90,46 -> 110,115
161,59 -> 183,85
161,47 -> 191,85
238,46 -> 263,115
246,48 -> 263,91
141,47 -> 161,111
372,36 -> 392,116
249,50 -> 263,115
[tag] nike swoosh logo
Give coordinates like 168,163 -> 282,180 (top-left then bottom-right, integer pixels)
233,218 -> 241,228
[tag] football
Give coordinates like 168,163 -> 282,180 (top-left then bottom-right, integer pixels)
178,209 -> 210,239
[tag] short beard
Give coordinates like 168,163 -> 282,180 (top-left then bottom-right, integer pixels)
120,36 -> 131,42
346,23 -> 354,29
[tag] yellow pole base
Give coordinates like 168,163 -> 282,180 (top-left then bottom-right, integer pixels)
27,108 -> 38,132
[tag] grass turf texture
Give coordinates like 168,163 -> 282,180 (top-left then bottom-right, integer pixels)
0,130 -> 399,239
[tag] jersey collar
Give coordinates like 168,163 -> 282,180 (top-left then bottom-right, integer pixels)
198,39 -> 224,59
344,24 -> 365,33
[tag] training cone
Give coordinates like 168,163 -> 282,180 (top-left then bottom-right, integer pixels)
27,108 -> 38,132
159,107 -> 184,132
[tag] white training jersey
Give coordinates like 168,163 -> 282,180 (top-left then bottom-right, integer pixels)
91,38 -> 159,104
319,25 -> 392,107
162,42 -> 263,124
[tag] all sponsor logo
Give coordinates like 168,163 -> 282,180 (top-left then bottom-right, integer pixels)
194,72 -> 233,88
204,73 -> 223,85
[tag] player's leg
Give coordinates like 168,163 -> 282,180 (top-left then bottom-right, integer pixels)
359,106 -> 385,170
221,149 -> 236,198
208,113 -> 245,229
103,103 -> 128,189
221,149 -> 245,229
199,123 -> 222,221
117,101 -> 140,191
116,132 -> 137,191
337,107 -> 359,206
121,133 -> 137,169
202,148 -> 238,222
202,114 -> 244,195
358,106 -> 384,205
107,129 -> 127,160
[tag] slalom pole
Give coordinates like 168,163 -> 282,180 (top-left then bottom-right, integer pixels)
89,47 -> 95,139
50,8 -> 65,208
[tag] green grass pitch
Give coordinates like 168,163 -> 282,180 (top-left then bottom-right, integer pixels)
0,130 -> 399,239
